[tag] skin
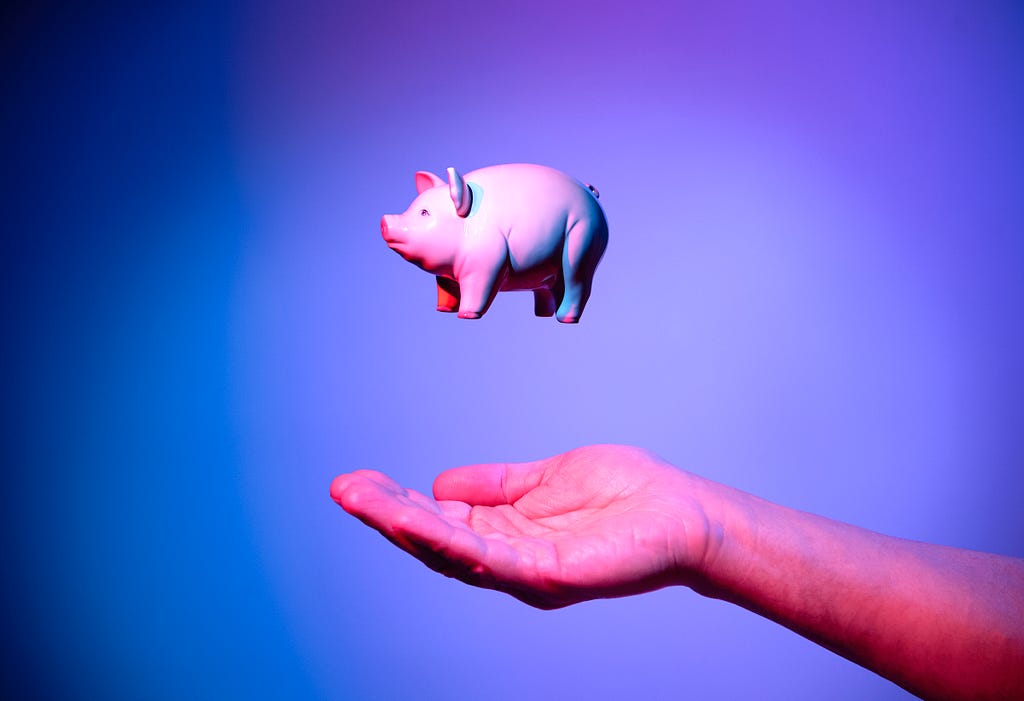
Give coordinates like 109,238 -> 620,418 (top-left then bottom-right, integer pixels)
331,444 -> 1024,701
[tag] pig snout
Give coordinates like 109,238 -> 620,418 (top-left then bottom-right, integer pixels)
381,214 -> 404,246
380,214 -> 408,256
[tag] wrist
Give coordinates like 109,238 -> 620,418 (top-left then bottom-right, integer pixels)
669,469 -> 758,599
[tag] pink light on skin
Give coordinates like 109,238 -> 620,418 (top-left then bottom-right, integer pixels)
331,445 -> 1024,701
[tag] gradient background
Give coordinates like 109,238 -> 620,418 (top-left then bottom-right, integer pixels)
4,1 -> 1023,699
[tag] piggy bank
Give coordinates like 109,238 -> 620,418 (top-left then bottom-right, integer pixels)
380,163 -> 608,323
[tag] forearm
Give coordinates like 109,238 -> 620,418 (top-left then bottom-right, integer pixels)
688,477 -> 1024,701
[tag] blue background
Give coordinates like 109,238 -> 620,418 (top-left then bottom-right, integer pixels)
4,1 -> 1022,699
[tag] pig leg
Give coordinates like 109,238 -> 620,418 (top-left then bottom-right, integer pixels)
456,266 -> 504,319
436,276 -> 461,313
556,221 -> 607,323
533,288 -> 555,317
533,276 -> 563,317
456,237 -> 509,319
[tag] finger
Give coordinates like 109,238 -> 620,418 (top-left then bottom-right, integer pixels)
330,472 -> 485,560
330,469 -> 403,506
332,472 -> 568,608
395,515 -> 523,588
432,459 -> 547,506
330,471 -> 426,534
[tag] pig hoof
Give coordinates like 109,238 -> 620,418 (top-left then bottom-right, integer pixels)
437,306 -> 458,313
457,311 -> 482,319
556,315 -> 580,324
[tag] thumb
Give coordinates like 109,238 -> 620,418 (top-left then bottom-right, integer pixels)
432,459 -> 546,506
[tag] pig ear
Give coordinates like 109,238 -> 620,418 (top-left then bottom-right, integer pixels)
415,171 -> 445,194
447,167 -> 472,218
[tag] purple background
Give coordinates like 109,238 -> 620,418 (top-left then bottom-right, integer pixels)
4,1 -> 1023,699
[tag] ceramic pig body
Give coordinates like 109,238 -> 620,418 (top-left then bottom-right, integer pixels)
381,163 -> 608,323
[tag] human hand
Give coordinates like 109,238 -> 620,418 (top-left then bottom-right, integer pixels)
332,445 -> 1024,699
330,445 -> 716,609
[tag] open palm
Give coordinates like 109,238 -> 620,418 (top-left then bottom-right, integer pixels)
331,445 -> 711,608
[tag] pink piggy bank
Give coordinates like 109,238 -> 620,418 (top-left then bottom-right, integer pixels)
380,163 -> 608,323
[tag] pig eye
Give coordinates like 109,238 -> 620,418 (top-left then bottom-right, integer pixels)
420,208 -> 430,217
